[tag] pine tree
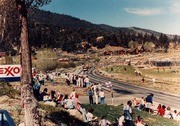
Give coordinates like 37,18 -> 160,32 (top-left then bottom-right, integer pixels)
14,0 -> 51,125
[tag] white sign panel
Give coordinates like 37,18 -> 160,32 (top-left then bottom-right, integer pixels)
0,65 -> 22,78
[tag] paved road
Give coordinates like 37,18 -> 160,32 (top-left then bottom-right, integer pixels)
87,67 -> 180,110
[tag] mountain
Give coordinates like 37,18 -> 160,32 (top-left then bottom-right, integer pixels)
29,9 -> 98,29
28,9 -> 178,52
30,9 -> 165,37
0,5 -> 179,53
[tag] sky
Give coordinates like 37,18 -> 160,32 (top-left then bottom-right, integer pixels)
41,0 -> 180,35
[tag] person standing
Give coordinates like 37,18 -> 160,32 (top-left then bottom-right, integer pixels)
65,74 -> 70,86
84,76 -> 90,87
70,88 -> 76,100
88,89 -> 94,104
145,93 -> 154,113
93,83 -> 99,104
33,77 -> 41,100
72,74 -> 77,85
123,101 -> 133,126
110,88 -> 114,105
99,89 -> 105,104
49,72 -> 54,85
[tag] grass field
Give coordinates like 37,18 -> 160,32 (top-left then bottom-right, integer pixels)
83,104 -> 179,126
101,65 -> 180,94
40,103 -> 179,126
139,67 -> 180,78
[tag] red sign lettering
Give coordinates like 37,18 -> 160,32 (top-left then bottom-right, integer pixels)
13,67 -> 20,74
4,66 -> 14,76
0,68 -> 3,74
0,66 -> 21,76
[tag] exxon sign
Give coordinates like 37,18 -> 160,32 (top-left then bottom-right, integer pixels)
0,65 -> 21,82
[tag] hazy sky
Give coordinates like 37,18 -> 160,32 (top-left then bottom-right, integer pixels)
41,0 -> 180,35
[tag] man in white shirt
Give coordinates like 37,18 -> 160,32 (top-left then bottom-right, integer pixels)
99,89 -> 105,104
93,83 -> 99,104
84,76 -> 90,87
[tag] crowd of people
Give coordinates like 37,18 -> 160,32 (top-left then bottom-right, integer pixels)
131,93 -> 180,126
31,68 -> 180,126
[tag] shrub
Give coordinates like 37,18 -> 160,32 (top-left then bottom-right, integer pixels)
71,57 -> 80,61
33,59 -> 57,71
94,58 -> 100,62
69,62 -> 76,68
0,82 -> 20,98
5,56 -> 14,64
57,62 -> 76,68
57,63 -> 70,68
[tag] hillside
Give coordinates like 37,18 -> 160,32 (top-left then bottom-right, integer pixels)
30,9 -> 166,37
30,9 -> 98,29
0,2 -> 179,53
27,9 -> 178,52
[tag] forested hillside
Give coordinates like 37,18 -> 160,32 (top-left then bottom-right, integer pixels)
28,9 -> 179,52
0,1 -> 179,54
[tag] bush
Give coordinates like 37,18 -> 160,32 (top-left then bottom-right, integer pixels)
0,82 -> 20,98
71,57 -> 80,61
94,58 -> 100,62
144,41 -> 155,52
69,62 -> 76,68
57,63 -> 70,68
5,56 -> 14,64
57,62 -> 76,68
33,59 -> 57,71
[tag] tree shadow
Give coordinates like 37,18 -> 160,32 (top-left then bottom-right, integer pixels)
113,88 -> 134,94
48,110 -> 90,126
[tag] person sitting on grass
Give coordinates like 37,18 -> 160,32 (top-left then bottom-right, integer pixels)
49,90 -> 57,102
86,107 -> 98,123
157,105 -> 166,116
163,106 -> 172,119
132,98 -> 140,107
118,113 -> 125,126
172,110 -> 178,120
63,94 -> 74,109
137,97 -> 145,111
57,93 -> 64,105
99,116 -> 111,126
39,88 -> 49,101
135,116 -> 147,126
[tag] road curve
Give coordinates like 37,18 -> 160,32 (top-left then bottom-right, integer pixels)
87,67 -> 180,110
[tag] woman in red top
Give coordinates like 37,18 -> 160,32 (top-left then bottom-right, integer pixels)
158,105 -> 166,116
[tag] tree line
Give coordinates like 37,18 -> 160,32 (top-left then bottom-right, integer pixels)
0,3 -> 180,54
